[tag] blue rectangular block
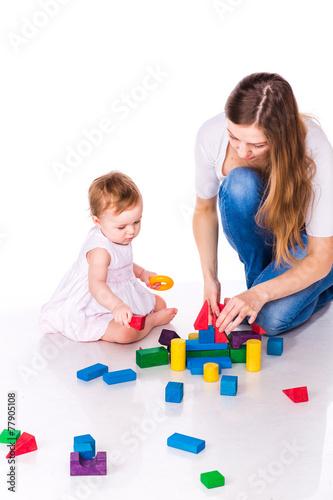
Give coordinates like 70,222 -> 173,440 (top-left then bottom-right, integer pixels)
77,363 -> 108,381
267,337 -> 284,356
167,433 -> 205,454
187,357 -> 232,374
74,442 -> 94,460
220,375 -> 238,396
103,369 -> 137,385
186,339 -> 228,351
74,434 -> 95,457
199,325 -> 215,344
165,382 -> 184,403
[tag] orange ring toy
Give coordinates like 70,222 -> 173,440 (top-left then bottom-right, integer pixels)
149,275 -> 174,291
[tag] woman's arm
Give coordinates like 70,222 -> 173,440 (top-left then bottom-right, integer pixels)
216,234 -> 333,332
87,248 -> 132,326
193,195 -> 221,315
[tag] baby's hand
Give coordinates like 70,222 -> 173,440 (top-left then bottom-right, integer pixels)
140,270 -> 159,289
112,302 -> 133,328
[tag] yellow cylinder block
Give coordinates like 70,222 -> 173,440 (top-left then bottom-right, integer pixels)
203,362 -> 219,382
246,339 -> 261,372
171,338 -> 186,371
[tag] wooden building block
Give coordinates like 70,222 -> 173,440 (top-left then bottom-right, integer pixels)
186,339 -> 228,351
199,325 -> 215,344
193,300 -> 209,330
186,349 -> 230,358
267,337 -> 284,355
74,442 -> 94,460
158,329 -> 180,348
103,369 -> 137,385
136,347 -> 169,368
129,315 -> 146,331
220,375 -> 238,396
229,345 -> 246,363
165,382 -> 184,403
230,331 -> 261,350
203,363 -> 219,382
188,332 -> 199,340
283,386 -> 308,403
187,357 -> 231,374
251,322 -> 266,335
246,339 -> 261,372
200,470 -> 225,488
171,338 -> 186,371
0,429 -> 21,443
70,452 -> 107,476
6,432 -> 37,458
167,433 -> 205,454
74,434 -> 96,457
77,363 -> 108,382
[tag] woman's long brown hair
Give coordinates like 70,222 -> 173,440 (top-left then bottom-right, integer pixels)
225,73 -> 316,266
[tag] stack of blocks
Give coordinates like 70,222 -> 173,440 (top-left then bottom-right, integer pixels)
70,434 -> 107,476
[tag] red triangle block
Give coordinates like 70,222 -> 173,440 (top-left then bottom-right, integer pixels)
130,315 -> 146,331
282,386 -> 308,403
215,328 -> 229,343
6,432 -> 37,458
251,323 -> 266,335
194,300 -> 209,330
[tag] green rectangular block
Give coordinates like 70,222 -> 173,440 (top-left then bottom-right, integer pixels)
200,470 -> 225,488
136,347 -> 169,368
186,349 -> 230,358
229,344 -> 246,363
0,429 -> 21,443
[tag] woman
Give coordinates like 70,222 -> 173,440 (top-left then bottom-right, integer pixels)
193,73 -> 333,335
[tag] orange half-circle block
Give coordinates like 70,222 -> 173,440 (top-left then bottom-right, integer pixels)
6,432 -> 37,458
283,386 -> 308,403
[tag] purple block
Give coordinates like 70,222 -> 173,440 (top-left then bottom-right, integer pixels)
70,452 -> 107,476
158,329 -> 180,348
230,331 -> 261,350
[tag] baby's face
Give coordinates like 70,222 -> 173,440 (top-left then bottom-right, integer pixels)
92,201 -> 143,245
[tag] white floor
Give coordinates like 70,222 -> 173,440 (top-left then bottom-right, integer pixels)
1,280 -> 333,500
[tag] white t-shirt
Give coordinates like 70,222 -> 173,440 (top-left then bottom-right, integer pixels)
194,112 -> 333,237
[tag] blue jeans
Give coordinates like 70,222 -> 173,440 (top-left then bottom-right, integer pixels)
219,167 -> 333,335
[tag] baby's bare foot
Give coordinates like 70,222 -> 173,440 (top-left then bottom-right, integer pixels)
151,307 -> 178,327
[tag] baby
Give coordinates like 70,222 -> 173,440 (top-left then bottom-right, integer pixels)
40,171 -> 177,343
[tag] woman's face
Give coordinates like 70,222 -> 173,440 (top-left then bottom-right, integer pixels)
227,120 -> 270,162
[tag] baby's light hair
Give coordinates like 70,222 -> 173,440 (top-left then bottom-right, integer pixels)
88,171 -> 141,217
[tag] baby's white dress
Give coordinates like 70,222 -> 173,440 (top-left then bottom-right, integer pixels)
40,227 -> 156,341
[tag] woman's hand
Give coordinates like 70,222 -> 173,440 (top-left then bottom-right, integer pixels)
215,286 -> 268,333
112,302 -> 133,328
204,276 -> 221,323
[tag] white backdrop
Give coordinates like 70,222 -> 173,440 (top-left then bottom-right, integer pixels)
1,0 -> 332,313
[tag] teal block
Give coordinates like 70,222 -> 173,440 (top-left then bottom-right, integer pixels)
77,363 -> 108,381
199,325 -> 215,344
165,382 -> 184,403
267,337 -> 283,355
74,434 -> 95,457
220,375 -> 238,396
167,433 -> 205,453
186,339 -> 228,351
103,369 -> 136,385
